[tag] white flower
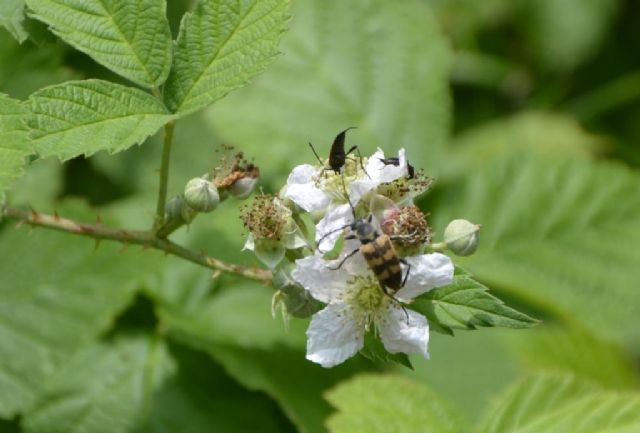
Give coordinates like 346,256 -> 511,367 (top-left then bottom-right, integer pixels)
311,148 -> 410,251
282,164 -> 331,212
292,250 -> 454,368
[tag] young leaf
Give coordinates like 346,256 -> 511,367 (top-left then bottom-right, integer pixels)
431,154 -> 640,346
27,80 -> 173,160
164,0 -> 291,115
478,374 -> 640,433
325,374 -> 466,433
25,0 -> 172,88
0,201 -> 162,417
22,337 -> 175,433
0,0 -> 28,43
208,0 -> 451,176
411,269 -> 538,334
0,93 -> 30,195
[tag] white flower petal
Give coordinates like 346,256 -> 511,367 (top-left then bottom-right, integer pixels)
285,183 -> 330,212
348,179 -> 379,204
316,203 -> 353,252
396,253 -> 454,301
377,306 -> 429,358
376,148 -> 408,184
349,148 -> 408,203
306,303 -> 365,368
292,255 -> 351,303
287,164 -> 317,184
243,234 -> 255,251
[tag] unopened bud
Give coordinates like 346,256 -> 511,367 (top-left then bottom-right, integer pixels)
444,219 -> 480,256
184,178 -> 220,213
229,176 -> 258,199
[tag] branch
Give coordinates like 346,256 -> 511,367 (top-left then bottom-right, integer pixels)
2,207 -> 272,284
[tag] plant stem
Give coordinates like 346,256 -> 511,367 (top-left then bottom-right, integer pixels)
3,207 -> 272,284
154,121 -> 176,231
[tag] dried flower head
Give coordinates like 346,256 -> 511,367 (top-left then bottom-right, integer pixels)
240,194 -> 291,241
213,145 -> 260,198
381,205 -> 431,252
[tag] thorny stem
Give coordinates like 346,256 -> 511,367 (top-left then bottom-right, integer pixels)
2,207 -> 272,284
154,121 -> 176,231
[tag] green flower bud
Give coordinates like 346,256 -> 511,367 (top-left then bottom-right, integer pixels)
184,178 -> 220,213
165,195 -> 186,220
444,219 -> 481,256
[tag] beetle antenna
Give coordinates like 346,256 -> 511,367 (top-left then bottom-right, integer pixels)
340,174 -> 356,219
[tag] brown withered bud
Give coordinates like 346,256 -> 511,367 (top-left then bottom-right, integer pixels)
213,145 -> 260,199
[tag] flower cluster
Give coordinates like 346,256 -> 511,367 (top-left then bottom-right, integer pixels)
241,131 -> 480,368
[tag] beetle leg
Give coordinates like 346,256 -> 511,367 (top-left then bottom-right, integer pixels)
327,247 -> 360,270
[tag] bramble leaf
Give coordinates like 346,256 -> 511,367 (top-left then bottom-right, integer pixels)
478,374 -> 640,433
411,269 -> 538,334
506,325 -> 640,391
27,80 -> 173,160
164,0 -> 290,115
0,93 -> 30,195
22,337 -> 175,433
0,201 -> 162,417
25,0 -> 172,87
325,374 -> 466,433
209,0 -> 451,178
431,154 -> 640,346
0,0 -> 28,43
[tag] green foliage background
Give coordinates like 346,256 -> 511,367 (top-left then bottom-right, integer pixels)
1,0 -> 640,432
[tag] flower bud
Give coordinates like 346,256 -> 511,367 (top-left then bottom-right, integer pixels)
444,219 -> 480,256
184,178 -> 220,213
229,175 -> 258,199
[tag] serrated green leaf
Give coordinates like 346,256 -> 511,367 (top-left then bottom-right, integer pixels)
431,154 -> 640,346
25,0 -> 172,87
208,0 -> 451,178
478,374 -> 640,433
27,80 -> 173,160
0,34 -> 74,99
412,269 -> 538,334
22,336 -> 175,433
0,93 -> 30,195
449,112 -> 603,176
505,325 -> 640,390
0,201 -> 162,417
0,0 -> 28,43
164,0 -> 290,115
326,373 -> 466,433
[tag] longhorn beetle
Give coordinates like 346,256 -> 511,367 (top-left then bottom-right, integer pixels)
309,127 -> 368,177
317,178 -> 411,320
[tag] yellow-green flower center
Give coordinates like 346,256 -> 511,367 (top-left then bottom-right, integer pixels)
346,275 -> 388,313
316,157 -> 368,203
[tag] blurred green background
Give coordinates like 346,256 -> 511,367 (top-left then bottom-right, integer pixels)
1,0 -> 640,432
